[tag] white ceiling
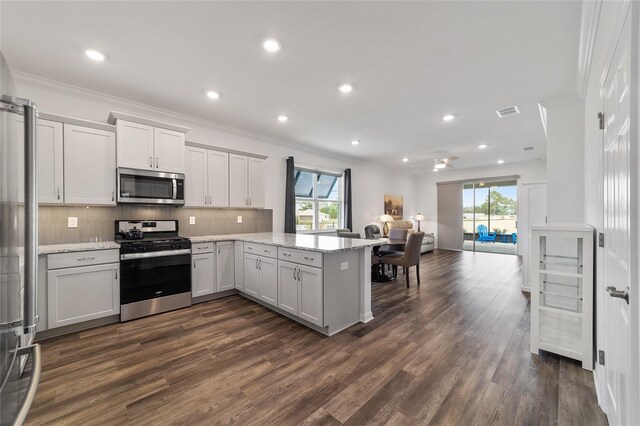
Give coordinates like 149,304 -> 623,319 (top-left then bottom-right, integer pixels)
1,1 -> 581,173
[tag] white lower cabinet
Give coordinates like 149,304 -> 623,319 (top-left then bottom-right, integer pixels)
277,261 -> 324,326
234,241 -> 244,290
216,242 -> 235,291
243,252 -> 277,306
192,251 -> 215,298
47,263 -> 119,328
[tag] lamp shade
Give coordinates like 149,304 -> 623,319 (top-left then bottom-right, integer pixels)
379,214 -> 394,222
414,214 -> 425,221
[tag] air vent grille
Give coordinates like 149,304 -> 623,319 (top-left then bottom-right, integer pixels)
522,146 -> 535,152
496,105 -> 520,118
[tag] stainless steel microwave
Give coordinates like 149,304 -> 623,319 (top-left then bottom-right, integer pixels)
117,168 -> 185,205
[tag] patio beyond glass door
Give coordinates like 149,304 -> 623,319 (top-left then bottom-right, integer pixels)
463,180 -> 518,255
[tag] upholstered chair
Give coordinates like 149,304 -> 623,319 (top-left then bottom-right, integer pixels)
381,232 -> 425,287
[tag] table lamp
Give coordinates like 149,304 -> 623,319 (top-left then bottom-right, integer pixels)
414,213 -> 425,231
379,214 -> 394,237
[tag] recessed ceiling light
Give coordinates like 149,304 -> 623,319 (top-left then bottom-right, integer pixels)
434,162 -> 447,169
433,168 -> 438,172
206,91 -> 220,100
402,157 -> 409,162
351,140 -> 360,145
85,49 -> 106,61
442,114 -> 456,122
339,84 -> 353,93
478,144 -> 488,149
277,115 -> 289,122
497,159 -> 505,164
263,37 -> 282,52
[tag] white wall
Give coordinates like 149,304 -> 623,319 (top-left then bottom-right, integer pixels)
540,94 -> 586,223
415,159 -> 546,246
12,73 -> 417,235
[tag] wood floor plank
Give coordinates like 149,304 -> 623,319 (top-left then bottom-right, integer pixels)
26,250 -> 606,425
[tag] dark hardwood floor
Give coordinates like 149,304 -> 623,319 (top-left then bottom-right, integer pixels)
27,250 -> 607,425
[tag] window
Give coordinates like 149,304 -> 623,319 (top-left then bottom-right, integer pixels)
294,168 -> 342,231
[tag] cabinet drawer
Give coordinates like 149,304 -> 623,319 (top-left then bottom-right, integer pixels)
192,242 -> 214,254
278,247 -> 323,268
244,242 -> 277,258
48,249 -> 119,270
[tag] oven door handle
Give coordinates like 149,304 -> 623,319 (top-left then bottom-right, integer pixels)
120,249 -> 191,260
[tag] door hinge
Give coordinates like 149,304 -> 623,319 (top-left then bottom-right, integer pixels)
598,232 -> 605,248
598,112 -> 605,130
599,349 -> 605,366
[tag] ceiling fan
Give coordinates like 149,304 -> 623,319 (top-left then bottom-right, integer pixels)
433,153 -> 459,169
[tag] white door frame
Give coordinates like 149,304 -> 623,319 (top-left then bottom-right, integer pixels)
597,1 -> 639,423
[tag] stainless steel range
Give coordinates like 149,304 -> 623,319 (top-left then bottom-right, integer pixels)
116,220 -> 191,322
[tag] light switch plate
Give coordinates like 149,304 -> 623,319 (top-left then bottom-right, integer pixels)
189,216 -> 196,225
341,262 -> 349,270
237,216 -> 243,224
67,217 -> 78,228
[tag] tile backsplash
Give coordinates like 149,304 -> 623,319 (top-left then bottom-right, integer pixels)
38,205 -> 273,245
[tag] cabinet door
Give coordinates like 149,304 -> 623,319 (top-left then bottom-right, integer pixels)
243,253 -> 259,297
47,263 -> 119,328
185,146 -> 208,207
64,124 -> 116,205
208,150 -> 229,207
116,120 -> 154,170
248,157 -> 265,208
259,256 -> 278,307
192,252 -> 215,297
37,119 -> 64,204
298,264 -> 323,326
278,261 -> 298,315
229,154 -> 248,207
216,242 -> 235,291
154,127 -> 185,173
234,241 -> 244,290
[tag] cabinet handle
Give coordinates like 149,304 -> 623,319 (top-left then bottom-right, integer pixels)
263,249 -> 271,253
258,258 -> 262,270
111,190 -> 115,202
304,256 -> 314,261
193,259 -> 196,269
297,268 -> 301,281
255,258 -> 258,269
282,252 -> 291,257
293,267 -> 297,280
114,267 -> 118,280
156,157 -> 159,169
249,197 -> 252,206
77,256 -> 96,261
197,246 -> 209,250
209,195 -> 212,205
57,186 -> 61,200
204,195 -> 207,205
218,245 -> 221,254
149,156 -> 153,168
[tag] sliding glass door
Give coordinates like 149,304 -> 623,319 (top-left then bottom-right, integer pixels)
463,180 -> 518,255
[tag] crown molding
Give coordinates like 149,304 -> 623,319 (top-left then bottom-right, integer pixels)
575,0 -> 602,99
12,70 -> 415,177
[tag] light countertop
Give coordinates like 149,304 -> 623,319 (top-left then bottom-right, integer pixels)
36,233 -> 382,255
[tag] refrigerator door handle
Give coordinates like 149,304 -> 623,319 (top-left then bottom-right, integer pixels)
23,102 -> 39,333
13,344 -> 42,426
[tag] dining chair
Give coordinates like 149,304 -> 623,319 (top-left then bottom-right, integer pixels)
381,232 -> 425,288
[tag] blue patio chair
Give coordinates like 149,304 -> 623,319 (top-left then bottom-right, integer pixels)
477,225 -> 496,243
512,233 -> 517,244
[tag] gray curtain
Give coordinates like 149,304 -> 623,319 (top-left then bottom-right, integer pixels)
284,156 -> 296,233
344,168 -> 353,231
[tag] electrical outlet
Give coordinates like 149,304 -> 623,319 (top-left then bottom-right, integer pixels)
189,216 -> 196,225
237,216 -> 243,224
67,217 -> 78,228
341,262 -> 349,270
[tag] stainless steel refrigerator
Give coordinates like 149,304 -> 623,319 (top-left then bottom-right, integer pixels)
0,53 -> 41,425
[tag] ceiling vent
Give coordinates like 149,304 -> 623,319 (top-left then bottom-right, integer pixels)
522,146 -> 535,152
496,105 -> 520,118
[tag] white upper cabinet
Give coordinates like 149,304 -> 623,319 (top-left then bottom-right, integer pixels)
153,127 -> 185,173
116,120 -> 154,170
110,113 -> 188,173
37,119 -> 64,204
248,157 -> 265,208
63,124 -> 116,205
229,154 -> 248,207
208,150 -> 229,207
185,146 -> 208,207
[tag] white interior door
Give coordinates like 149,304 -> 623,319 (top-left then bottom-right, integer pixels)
602,9 -> 632,426
519,182 -> 547,291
